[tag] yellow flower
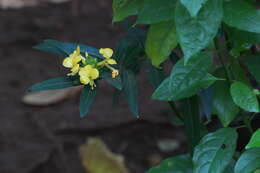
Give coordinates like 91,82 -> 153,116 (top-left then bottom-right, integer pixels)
79,65 -> 99,89
98,48 -> 117,66
62,46 -> 84,75
112,69 -> 119,78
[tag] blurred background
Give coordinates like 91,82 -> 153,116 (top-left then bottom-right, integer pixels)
0,0 -> 186,173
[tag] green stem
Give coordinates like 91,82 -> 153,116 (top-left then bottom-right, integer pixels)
168,101 -> 183,122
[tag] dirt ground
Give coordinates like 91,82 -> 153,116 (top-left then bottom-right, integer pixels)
0,1 -> 186,173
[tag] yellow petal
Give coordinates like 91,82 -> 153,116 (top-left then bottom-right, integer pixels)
76,46 -> 81,55
112,70 -> 119,78
80,76 -> 90,85
90,68 -> 99,79
70,64 -> 80,75
99,48 -> 113,59
72,55 -> 83,65
63,58 -> 73,68
107,59 -> 117,65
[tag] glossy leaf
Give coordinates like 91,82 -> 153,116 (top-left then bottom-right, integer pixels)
230,81 -> 259,112
122,70 -> 139,117
193,128 -> 238,173
223,0 -> 260,34
101,72 -> 122,90
28,76 -> 80,92
145,21 -> 178,67
146,155 -> 192,173
175,0 -> 223,63
152,52 -> 213,101
180,0 -> 209,17
212,68 -> 239,127
136,0 -> 177,24
198,88 -> 214,120
242,55 -> 260,84
226,27 -> 260,44
234,148 -> 260,173
246,128 -> 260,149
80,86 -> 98,118
34,40 -> 102,58
112,0 -> 144,22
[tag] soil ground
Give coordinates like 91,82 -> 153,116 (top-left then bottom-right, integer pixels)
0,1 -> 186,173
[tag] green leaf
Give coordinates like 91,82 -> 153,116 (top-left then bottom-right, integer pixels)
234,148 -> 260,173
112,0 -> 144,22
241,55 -> 260,85
152,52 -> 213,101
246,128 -> 260,149
122,70 -> 139,117
146,155 -> 193,173
101,72 -> 122,90
226,27 -> 260,44
80,86 -> 98,118
136,0 -> 177,24
28,76 -> 80,92
212,68 -> 239,127
223,0 -> 260,34
34,40 -> 102,58
230,81 -> 259,112
193,128 -> 238,173
145,21 -> 178,67
175,0 -> 223,63
146,63 -> 165,89
180,0 -> 209,17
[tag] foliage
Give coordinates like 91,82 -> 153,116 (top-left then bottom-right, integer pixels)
28,0 -> 260,172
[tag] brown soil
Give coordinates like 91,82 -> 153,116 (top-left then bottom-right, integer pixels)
0,1 -> 186,173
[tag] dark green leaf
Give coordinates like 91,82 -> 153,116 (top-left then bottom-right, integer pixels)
112,0 -> 144,22
241,55 -> 260,85
193,128 -> 238,173
246,128 -> 260,149
175,0 -> 223,63
136,0 -> 177,24
101,72 -> 122,90
122,70 -> 139,117
28,76 -> 80,92
80,86 -> 98,118
230,81 -> 259,112
226,27 -> 260,44
234,148 -> 260,173
145,21 -> 178,67
146,63 -> 165,89
152,52 -> 213,101
180,0 -> 209,17
212,68 -> 239,127
146,155 -> 193,173
223,0 -> 260,34
34,40 -> 102,58
198,88 -> 214,120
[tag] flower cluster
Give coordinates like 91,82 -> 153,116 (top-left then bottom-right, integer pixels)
62,46 -> 119,89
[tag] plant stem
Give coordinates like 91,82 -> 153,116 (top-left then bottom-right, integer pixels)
168,101 -> 184,122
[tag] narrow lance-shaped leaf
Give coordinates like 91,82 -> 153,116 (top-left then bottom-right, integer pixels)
230,81 -> 259,112
28,76 -> 80,92
146,155 -> 193,173
234,148 -> 260,173
180,0 -> 209,17
241,55 -> 260,85
80,86 -> 98,118
101,71 -> 122,90
193,128 -> 238,173
246,128 -> 260,149
145,21 -> 178,67
223,0 -> 260,34
175,0 -> 223,63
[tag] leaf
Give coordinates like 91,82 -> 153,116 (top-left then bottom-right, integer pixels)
28,76 -> 80,92
122,70 -> 139,117
193,128 -> 238,173
79,137 -> 129,173
101,72 -> 122,90
146,63 -> 165,89
145,21 -> 178,67
198,87 -> 214,120
152,52 -> 213,101
241,55 -> 260,85
112,0 -> 144,22
80,86 -> 97,118
136,0 -> 177,24
180,0 -> 209,17
234,148 -> 260,173
212,68 -> 239,127
146,155 -> 193,173
34,40 -> 102,58
246,128 -> 260,149
175,0 -> 223,63
223,0 -> 260,34
230,81 -> 259,112
226,27 -> 260,44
